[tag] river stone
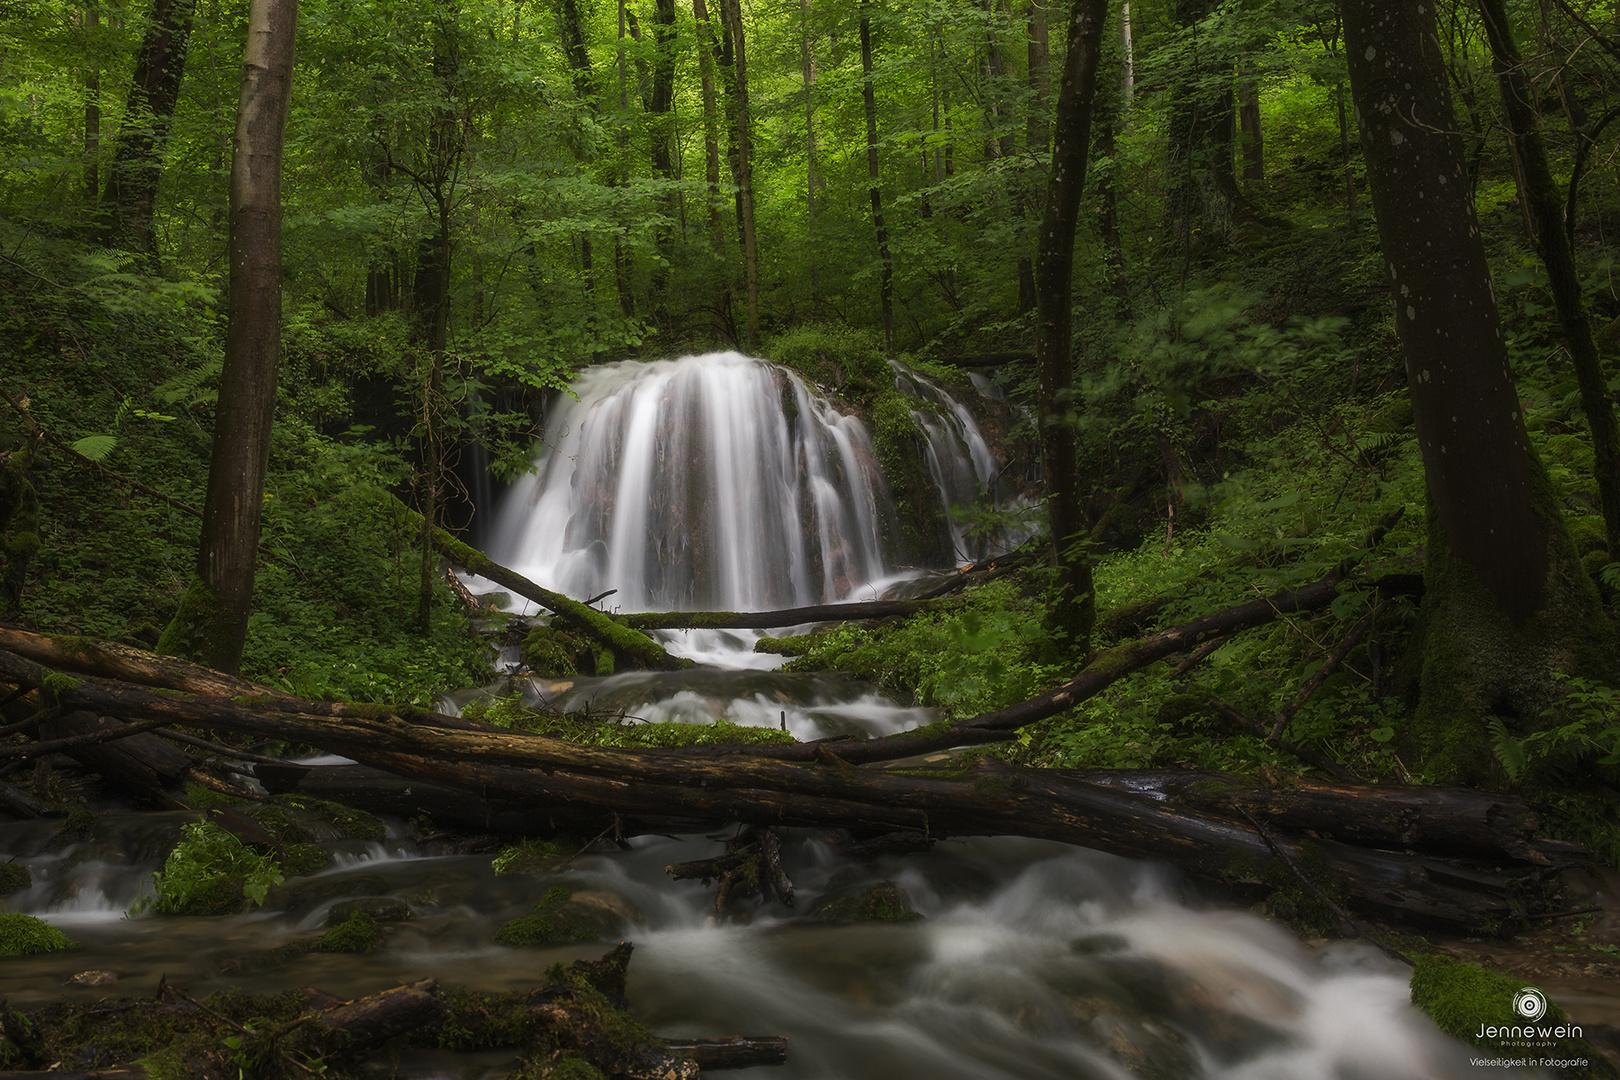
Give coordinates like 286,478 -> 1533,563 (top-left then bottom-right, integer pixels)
810,881 -> 922,923
68,970 -> 117,986
0,861 -> 31,893
328,897 -> 414,926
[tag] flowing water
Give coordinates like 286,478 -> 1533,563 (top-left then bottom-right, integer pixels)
0,354 -> 1529,1076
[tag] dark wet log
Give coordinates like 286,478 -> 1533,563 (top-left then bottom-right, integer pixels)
37,711 -> 189,804
0,646 -> 1567,931
0,777 -> 60,818
665,1035 -> 789,1068
316,977 -> 450,1050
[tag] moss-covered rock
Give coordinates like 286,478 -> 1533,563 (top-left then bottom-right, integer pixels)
272,796 -> 385,842
278,843 -> 331,877
312,911 -> 380,954
523,626 -> 584,677
493,840 -> 572,876
0,862 -> 32,894
494,885 -> 614,947
46,807 -> 97,850
0,913 -> 76,957
327,897 -> 412,925
1410,955 -> 1617,1078
811,881 -> 921,923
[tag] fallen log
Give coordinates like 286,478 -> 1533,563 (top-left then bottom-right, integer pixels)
36,711 -> 191,803
665,1036 -> 790,1069
409,504 -> 686,672
0,649 -> 1558,931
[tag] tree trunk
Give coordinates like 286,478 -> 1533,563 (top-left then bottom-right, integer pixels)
859,2 -> 894,352
721,0 -> 759,348
801,0 -> 820,299
1033,0 -> 1108,650
1238,76 -> 1263,182
1478,0 -> 1620,560
158,0 -> 296,674
693,0 -> 725,248
82,4 -> 101,203
99,0 -> 198,253
1342,0 -> 1616,780
1166,0 -> 1239,245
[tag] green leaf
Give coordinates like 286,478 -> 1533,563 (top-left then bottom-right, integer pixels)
1369,726 -> 1394,743
70,434 -> 117,461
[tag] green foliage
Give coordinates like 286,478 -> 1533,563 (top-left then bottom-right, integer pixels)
0,913 -> 75,957
140,819 -> 284,916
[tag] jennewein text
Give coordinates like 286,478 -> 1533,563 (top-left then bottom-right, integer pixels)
1476,1024 -> 1584,1039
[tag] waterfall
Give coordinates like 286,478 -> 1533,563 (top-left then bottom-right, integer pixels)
488,351 -> 1011,612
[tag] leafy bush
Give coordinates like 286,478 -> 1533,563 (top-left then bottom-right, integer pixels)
0,913 -> 76,957
141,819 -> 283,916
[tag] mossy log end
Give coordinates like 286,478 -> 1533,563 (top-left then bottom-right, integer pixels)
416,511 -> 686,673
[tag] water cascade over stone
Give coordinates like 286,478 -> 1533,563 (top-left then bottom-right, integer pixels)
489,351 -> 1013,611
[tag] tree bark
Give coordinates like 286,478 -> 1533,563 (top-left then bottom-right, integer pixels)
693,0 -> 725,248
1477,0 -> 1620,560
99,0 -> 197,253
859,2 -> 895,352
1343,0 -> 1616,779
721,0 -> 760,348
158,0 -> 296,674
1033,0 -> 1108,649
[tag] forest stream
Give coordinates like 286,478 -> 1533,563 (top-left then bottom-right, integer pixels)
0,354 -> 1605,1078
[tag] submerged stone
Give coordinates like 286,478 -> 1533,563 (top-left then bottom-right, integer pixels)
313,911 -> 381,954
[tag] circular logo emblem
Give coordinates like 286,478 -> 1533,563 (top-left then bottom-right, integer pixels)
1513,987 -> 1547,1022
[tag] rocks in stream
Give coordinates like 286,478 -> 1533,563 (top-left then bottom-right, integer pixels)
493,884 -> 626,947
0,913 -> 75,956
809,880 -> 922,923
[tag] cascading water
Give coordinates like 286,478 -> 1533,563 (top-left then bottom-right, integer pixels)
487,351 -> 1017,612
0,352 -> 1580,1079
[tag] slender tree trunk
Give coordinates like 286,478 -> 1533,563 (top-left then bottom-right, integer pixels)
1342,0 -> 1616,780
83,5 -> 101,203
859,2 -> 894,352
801,0 -> 819,299
722,0 -> 759,348
160,0 -> 296,674
1026,0 -> 1049,154
1478,0 -> 1620,559
1238,76 -> 1263,182
555,0 -> 597,299
693,0 -> 724,248
1119,0 -> 1134,108
100,0 -> 198,254
1034,0 -> 1109,649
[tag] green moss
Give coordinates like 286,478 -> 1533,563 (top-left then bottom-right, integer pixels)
0,913 -> 76,956
0,862 -> 32,893
278,843 -> 331,877
523,626 -> 582,677
312,911 -> 380,954
1410,956 -> 1617,1077
493,885 -> 606,947
813,881 -> 921,923
435,988 -> 530,1050
492,839 -> 571,876
182,781 -> 249,810
273,796 -> 385,841
155,576 -> 237,669
40,670 -> 79,696
47,807 -> 96,849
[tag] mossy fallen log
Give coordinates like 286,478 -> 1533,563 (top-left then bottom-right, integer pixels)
415,510 -> 686,672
